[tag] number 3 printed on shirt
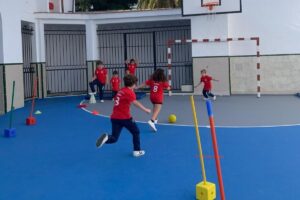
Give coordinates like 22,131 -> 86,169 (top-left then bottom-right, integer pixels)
153,86 -> 158,92
115,96 -> 120,106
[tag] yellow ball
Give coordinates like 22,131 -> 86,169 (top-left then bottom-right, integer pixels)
168,114 -> 177,123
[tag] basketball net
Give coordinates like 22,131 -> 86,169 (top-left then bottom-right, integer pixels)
203,2 -> 218,21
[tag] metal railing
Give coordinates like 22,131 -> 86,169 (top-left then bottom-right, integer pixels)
46,65 -> 88,96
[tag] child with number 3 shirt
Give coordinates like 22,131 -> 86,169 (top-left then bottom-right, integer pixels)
96,74 -> 151,157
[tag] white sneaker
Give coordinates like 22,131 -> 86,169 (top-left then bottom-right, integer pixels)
213,96 -> 217,101
100,100 -> 104,103
96,134 -> 108,148
154,119 -> 158,124
148,120 -> 157,132
133,150 -> 145,157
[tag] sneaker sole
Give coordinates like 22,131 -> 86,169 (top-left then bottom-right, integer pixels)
148,122 -> 157,132
133,152 -> 145,157
96,134 -> 108,148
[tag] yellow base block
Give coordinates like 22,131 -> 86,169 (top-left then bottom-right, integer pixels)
196,181 -> 216,200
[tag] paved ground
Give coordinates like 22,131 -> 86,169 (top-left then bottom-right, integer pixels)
81,94 -> 300,127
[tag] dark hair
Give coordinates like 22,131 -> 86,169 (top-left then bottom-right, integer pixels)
201,69 -> 207,74
112,70 -> 118,75
151,69 -> 167,82
130,59 -> 135,63
96,60 -> 103,66
124,74 -> 138,87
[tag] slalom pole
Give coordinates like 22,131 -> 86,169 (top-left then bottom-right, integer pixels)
190,96 -> 216,200
9,81 -> 15,129
31,78 -> 38,117
190,95 -> 207,183
205,100 -> 226,200
4,81 -> 16,137
26,77 -> 37,125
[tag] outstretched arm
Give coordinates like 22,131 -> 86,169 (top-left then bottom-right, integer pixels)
194,81 -> 202,88
136,82 -> 147,90
132,100 -> 151,114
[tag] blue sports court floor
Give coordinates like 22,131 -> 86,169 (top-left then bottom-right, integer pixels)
1,96 -> 300,200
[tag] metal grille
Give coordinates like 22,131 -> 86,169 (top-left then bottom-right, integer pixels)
22,26 -> 35,99
97,20 -> 192,91
45,25 -> 87,96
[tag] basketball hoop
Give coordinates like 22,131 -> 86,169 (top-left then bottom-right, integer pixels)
203,2 -> 219,11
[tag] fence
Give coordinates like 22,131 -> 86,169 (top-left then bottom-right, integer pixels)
97,20 -> 193,92
22,25 -> 35,99
45,25 -> 87,96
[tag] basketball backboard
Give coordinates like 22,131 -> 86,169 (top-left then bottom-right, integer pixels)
182,0 -> 242,16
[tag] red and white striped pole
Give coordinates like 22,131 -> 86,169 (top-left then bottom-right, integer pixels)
167,40 -> 173,96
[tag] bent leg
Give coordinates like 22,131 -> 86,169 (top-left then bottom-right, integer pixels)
106,119 -> 123,144
124,119 -> 141,151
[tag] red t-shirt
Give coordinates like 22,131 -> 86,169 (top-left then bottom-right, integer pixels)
111,87 -> 136,120
127,63 -> 137,75
146,80 -> 169,103
110,77 -> 121,91
201,75 -> 212,90
95,67 -> 107,84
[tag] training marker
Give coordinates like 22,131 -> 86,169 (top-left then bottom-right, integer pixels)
190,96 -> 216,200
205,100 -> 226,200
26,78 -> 38,125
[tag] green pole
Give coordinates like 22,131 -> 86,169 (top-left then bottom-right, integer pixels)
9,81 -> 15,129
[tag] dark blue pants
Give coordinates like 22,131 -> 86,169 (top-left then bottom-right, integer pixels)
89,79 -> 104,100
203,89 -> 215,98
106,118 -> 141,151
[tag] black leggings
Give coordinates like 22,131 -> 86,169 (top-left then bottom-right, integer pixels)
89,79 -> 104,100
203,89 -> 215,98
106,118 -> 141,151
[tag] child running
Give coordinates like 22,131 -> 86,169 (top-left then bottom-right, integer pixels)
194,69 -> 218,100
137,69 -> 170,132
96,74 -> 151,157
125,58 -> 138,75
110,70 -> 121,100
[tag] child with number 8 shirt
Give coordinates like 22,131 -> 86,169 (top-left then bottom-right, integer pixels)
137,69 -> 170,132
96,74 -> 151,157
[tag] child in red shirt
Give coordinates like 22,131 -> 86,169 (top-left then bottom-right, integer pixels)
125,58 -> 138,75
96,74 -> 151,157
89,60 -> 108,103
137,69 -> 170,132
195,69 -> 218,100
110,70 -> 121,100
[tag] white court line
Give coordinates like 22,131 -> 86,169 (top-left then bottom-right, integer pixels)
79,100 -> 300,129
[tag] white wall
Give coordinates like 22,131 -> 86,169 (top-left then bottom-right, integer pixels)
0,0 -> 38,63
229,0 -> 300,56
191,15 -> 229,57
190,0 -> 300,56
